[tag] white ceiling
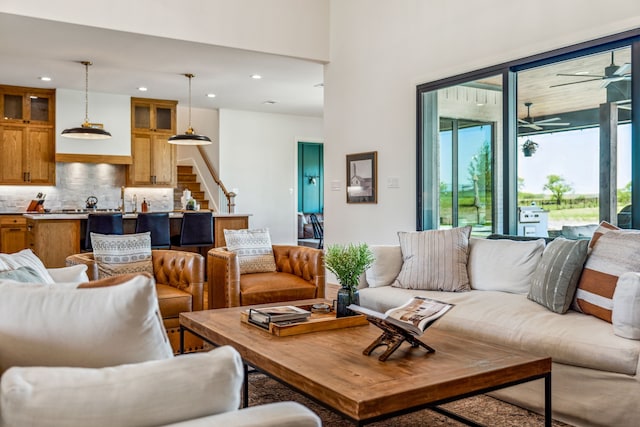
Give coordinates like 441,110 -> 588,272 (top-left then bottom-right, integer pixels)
0,13 -> 325,117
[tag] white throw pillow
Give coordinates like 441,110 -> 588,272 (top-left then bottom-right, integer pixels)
467,237 -> 545,294
0,346 -> 243,427
0,274 -> 172,375
91,232 -> 153,279
365,245 -> 403,288
224,228 -> 277,274
393,227 -> 472,292
46,264 -> 89,283
612,272 -> 640,339
0,249 -> 54,284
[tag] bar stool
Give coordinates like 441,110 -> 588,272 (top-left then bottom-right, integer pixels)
309,213 -> 324,249
135,212 -> 171,249
170,212 -> 214,257
84,213 -> 124,251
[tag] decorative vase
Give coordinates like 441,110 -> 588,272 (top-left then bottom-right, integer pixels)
336,287 -> 360,318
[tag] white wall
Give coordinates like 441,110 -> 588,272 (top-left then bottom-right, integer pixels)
0,0 -> 329,62
219,109 -> 322,244
324,0 -> 640,246
56,89 -> 131,156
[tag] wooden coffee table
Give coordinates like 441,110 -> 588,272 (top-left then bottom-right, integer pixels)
180,299 -> 551,426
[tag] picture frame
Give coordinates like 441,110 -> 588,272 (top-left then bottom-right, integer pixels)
346,151 -> 377,204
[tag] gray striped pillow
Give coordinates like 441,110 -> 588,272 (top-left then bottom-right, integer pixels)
393,227 -> 471,292
528,237 -> 589,313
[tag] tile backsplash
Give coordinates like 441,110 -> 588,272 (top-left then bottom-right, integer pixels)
0,163 -> 174,213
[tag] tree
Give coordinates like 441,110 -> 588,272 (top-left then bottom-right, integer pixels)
543,175 -> 573,206
618,181 -> 632,206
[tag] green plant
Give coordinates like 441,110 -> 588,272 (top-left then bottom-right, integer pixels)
324,243 -> 374,291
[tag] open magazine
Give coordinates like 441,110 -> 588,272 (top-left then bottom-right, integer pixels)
347,296 -> 453,336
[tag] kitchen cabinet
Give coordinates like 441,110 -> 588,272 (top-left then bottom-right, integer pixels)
0,85 -> 55,185
27,218 -> 81,268
127,98 -> 177,187
0,215 -> 28,254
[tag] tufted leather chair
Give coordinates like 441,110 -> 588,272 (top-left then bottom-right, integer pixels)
207,245 -> 325,308
65,250 -> 204,354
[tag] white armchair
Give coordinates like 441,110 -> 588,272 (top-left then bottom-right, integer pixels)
0,253 -> 320,427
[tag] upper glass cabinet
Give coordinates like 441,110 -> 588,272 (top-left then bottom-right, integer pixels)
2,88 -> 53,124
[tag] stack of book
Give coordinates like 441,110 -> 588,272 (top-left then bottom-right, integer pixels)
248,305 -> 311,329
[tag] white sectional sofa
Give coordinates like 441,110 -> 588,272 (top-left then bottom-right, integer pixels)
357,229 -> 640,427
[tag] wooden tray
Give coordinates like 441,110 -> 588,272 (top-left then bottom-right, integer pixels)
240,304 -> 368,336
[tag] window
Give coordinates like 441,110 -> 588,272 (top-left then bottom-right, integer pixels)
418,32 -> 639,235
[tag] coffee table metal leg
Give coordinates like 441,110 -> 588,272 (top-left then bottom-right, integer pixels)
545,372 -> 552,427
243,363 -> 249,408
179,326 -> 184,355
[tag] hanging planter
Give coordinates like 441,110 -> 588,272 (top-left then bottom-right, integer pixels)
522,139 -> 538,157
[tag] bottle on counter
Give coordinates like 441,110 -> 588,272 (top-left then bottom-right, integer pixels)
141,198 -> 148,213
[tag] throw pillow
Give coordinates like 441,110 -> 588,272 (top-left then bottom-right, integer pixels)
224,228 -> 277,274
0,346 -> 243,427
528,237 -> 589,313
467,237 -> 545,294
588,220 -> 620,249
0,249 -> 54,284
91,232 -> 153,279
575,229 -> 640,322
364,245 -> 403,288
46,264 -> 89,283
0,274 -> 172,375
612,272 -> 640,340
393,226 -> 471,292
0,266 -> 44,283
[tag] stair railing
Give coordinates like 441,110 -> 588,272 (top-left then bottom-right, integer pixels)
196,146 -> 234,213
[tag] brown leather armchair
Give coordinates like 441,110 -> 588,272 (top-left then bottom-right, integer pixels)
66,250 -> 205,354
208,245 -> 325,308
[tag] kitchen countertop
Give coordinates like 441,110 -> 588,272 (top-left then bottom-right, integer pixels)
22,211 -> 251,220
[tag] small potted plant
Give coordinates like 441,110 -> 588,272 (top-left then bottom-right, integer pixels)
522,139 -> 538,157
324,243 -> 374,317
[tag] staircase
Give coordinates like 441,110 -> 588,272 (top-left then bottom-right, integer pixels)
174,165 -> 210,210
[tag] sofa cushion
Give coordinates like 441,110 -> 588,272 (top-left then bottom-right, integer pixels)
156,283 -> 193,319
91,232 -> 153,279
612,272 -> 640,340
528,237 -> 589,313
575,228 -> 640,322
0,249 -> 54,284
46,264 -> 89,283
224,228 -> 277,274
0,266 -> 44,283
365,245 -> 403,288
393,227 -> 471,292
0,346 -> 243,427
359,286 -> 640,375
240,272 -> 317,306
0,274 -> 172,374
561,224 -> 598,240
468,237 -> 544,294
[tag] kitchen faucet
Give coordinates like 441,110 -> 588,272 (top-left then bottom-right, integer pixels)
120,186 -> 125,213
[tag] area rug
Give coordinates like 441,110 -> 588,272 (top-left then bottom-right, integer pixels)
247,372 -> 572,426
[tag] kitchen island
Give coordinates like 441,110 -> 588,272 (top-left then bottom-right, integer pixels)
23,211 -> 250,267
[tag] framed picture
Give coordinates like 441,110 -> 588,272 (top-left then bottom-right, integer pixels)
346,151 -> 377,203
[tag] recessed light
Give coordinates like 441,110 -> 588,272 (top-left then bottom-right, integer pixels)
207,93 -> 216,98
250,74 -> 262,80
137,87 -> 148,92
39,76 -> 52,82
263,100 -> 277,105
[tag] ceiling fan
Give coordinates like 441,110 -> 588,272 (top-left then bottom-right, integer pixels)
518,102 -> 570,131
551,51 -> 631,88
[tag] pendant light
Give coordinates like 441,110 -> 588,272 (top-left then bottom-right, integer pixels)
61,61 -> 112,140
169,73 -> 212,145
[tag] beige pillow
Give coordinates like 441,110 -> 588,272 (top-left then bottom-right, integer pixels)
223,228 -> 277,274
575,229 -> 640,323
0,274 -> 172,375
0,249 -> 54,284
91,232 -> 153,279
0,346 -> 243,427
612,272 -> 640,339
364,245 -> 403,288
468,237 -> 545,294
47,264 -> 89,283
393,227 -> 472,292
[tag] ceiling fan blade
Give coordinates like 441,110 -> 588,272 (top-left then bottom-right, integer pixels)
550,78 -> 604,88
517,118 -> 530,124
533,117 -> 561,124
615,63 -> 632,75
518,123 -> 543,131
556,73 -> 606,78
537,122 -> 570,126
601,76 -> 628,87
